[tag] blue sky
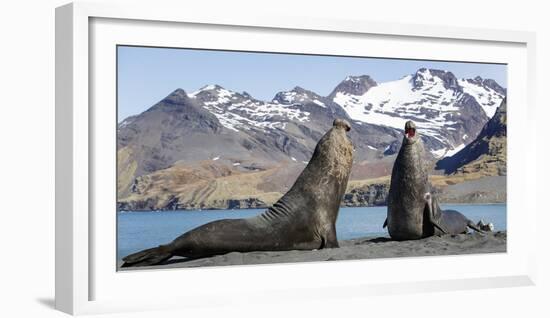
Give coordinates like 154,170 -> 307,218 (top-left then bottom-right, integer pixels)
117,46 -> 507,121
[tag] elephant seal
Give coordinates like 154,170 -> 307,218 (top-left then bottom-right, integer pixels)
383,121 -> 485,240
122,119 -> 354,267
384,120 -> 437,240
424,193 -> 484,235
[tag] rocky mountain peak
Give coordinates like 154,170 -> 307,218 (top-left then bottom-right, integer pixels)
172,87 -> 187,95
329,75 -> 378,97
164,88 -> 189,101
200,84 -> 223,91
291,85 -> 308,93
188,84 -> 247,106
272,86 -> 322,105
191,84 -> 232,95
482,78 -> 506,96
412,68 -> 461,91
147,88 -> 195,111
463,76 -> 506,96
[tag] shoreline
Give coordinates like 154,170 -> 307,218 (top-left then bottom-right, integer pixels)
117,202 -> 506,213
118,231 -> 507,270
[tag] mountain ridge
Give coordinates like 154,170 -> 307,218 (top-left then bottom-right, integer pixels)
117,68 -> 506,207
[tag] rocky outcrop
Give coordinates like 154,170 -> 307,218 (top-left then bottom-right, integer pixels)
118,197 -> 269,211
117,172 -> 506,211
328,75 -> 378,97
342,183 -> 389,207
413,68 -> 462,92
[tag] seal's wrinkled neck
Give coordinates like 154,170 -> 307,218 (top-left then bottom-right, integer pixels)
402,135 -> 418,146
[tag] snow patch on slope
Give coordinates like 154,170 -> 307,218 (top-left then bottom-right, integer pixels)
431,143 -> 466,158
458,79 -> 504,117
333,73 -> 459,142
190,86 -> 310,132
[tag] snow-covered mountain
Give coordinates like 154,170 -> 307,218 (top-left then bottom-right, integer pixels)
187,85 -> 311,131
181,84 -> 358,133
117,68 -> 506,197
329,68 -> 506,157
136,68 -> 505,157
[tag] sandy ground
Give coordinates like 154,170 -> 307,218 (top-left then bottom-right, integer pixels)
118,231 -> 506,271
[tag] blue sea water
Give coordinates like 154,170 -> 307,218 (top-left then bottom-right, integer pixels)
117,204 -> 506,260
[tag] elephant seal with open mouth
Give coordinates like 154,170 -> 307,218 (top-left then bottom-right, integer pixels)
384,121 -> 484,241
122,119 -> 354,267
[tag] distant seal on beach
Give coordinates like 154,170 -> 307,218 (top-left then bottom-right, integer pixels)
121,118 -> 354,267
383,121 -> 484,241
424,193 -> 484,235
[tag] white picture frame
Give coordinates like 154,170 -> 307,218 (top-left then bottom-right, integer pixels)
55,1 -> 537,315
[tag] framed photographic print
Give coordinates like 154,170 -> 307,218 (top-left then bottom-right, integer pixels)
56,1 -> 537,315
116,45 -> 508,270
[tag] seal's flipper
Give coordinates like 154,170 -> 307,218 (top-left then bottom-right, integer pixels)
383,218 -> 388,229
121,246 -> 173,267
424,193 -> 447,235
321,226 -> 340,248
427,212 -> 447,234
321,237 -> 340,249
